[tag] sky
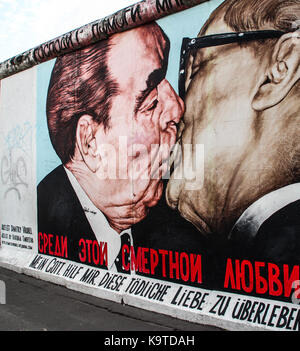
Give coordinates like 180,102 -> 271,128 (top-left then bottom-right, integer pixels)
0,0 -> 137,63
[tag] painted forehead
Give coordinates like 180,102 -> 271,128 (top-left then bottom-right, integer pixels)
109,25 -> 167,62
107,25 -> 168,90
137,24 -> 168,60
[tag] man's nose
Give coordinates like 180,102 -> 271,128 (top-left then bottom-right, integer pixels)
158,79 -> 184,131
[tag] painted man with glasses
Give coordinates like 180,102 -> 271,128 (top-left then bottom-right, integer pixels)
167,0 -> 300,264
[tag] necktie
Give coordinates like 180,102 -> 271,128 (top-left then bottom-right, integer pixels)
115,232 -> 131,274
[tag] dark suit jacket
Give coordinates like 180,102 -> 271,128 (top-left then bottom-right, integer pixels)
38,165 -> 100,265
230,199 -> 300,265
37,165 -> 212,286
226,199 -> 300,303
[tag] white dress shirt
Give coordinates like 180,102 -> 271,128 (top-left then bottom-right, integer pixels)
64,167 -> 133,272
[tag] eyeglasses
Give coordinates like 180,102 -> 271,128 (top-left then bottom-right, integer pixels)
178,30 -> 285,99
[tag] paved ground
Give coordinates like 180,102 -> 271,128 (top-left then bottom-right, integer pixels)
0,267 -> 224,332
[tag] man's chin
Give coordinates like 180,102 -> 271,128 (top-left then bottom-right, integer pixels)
147,181 -> 164,208
183,211 -> 212,236
129,181 -> 164,224
166,180 -> 212,236
166,177 -> 183,210
108,206 -> 150,232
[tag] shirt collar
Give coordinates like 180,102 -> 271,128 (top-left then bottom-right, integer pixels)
230,183 -> 300,240
64,167 -> 132,270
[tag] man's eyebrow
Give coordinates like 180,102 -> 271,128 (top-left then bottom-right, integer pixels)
134,68 -> 165,114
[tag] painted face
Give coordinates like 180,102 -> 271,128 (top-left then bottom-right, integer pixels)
94,24 -> 184,229
167,18 -> 282,235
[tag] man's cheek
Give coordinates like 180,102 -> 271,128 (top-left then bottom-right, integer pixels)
139,179 -> 164,208
150,181 -> 164,206
127,155 -> 151,183
132,120 -> 160,143
132,133 -> 159,148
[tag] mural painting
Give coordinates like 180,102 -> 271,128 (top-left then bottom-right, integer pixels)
1,0 -> 300,330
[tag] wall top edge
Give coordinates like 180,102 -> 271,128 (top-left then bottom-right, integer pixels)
0,0 -> 208,80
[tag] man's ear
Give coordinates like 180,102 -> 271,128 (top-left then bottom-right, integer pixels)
76,114 -> 99,173
252,32 -> 300,111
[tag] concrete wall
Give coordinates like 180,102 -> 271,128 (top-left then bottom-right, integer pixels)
1,0 -> 300,331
